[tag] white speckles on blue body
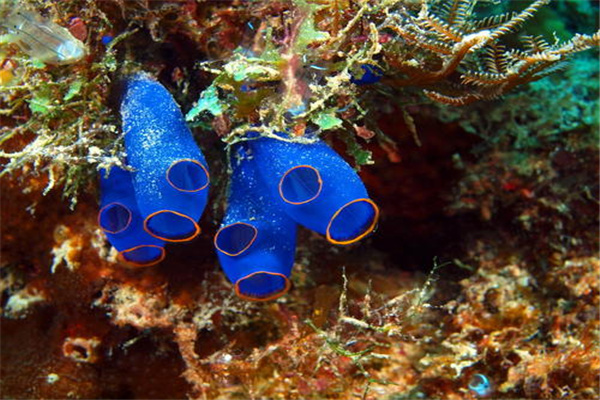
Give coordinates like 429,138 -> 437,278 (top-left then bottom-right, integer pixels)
121,74 -> 209,220
218,144 -> 296,284
248,137 -> 368,235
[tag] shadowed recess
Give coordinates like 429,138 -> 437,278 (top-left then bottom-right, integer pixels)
215,223 -> 258,256
236,272 -> 290,301
99,203 -> 131,234
145,211 -> 200,242
167,159 -> 209,192
279,165 -> 322,204
120,245 -> 165,267
327,199 -> 379,245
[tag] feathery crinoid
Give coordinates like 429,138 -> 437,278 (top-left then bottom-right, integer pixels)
380,0 -> 600,105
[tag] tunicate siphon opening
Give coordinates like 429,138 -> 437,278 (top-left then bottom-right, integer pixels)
144,211 -> 200,242
98,203 -> 131,234
167,159 -> 209,192
326,199 -> 379,245
279,165 -> 322,204
236,272 -> 290,301
120,245 -> 165,267
215,222 -> 258,256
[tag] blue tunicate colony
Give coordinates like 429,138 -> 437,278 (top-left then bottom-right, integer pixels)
99,74 -> 379,300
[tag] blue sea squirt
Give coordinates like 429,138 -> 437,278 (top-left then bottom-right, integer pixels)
211,131 -> 379,300
248,134 -> 379,245
98,166 -> 166,267
120,74 -> 210,242
215,144 -> 297,301
100,75 -> 378,299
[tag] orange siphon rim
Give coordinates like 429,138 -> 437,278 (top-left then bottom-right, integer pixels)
98,202 -> 132,234
326,198 -> 379,245
118,244 -> 166,268
278,165 -> 323,205
144,210 -> 201,242
214,222 -> 258,257
234,271 -> 291,302
166,158 -> 210,193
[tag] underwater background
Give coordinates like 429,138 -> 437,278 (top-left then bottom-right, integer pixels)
1,0 -> 599,399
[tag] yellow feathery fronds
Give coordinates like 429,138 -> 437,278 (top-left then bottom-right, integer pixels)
488,0 -> 551,40
380,0 -> 599,106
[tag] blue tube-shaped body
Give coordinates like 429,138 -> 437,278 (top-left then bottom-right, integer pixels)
98,166 -> 166,267
121,73 -> 210,242
214,144 -> 297,301
248,136 -> 379,245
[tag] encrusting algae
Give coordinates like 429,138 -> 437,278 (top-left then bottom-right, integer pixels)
1,1 -> 598,399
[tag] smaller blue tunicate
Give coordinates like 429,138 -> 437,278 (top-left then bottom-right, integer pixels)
101,35 -> 114,45
350,64 -> 383,85
468,373 -> 491,396
240,81 -> 258,93
98,166 -> 166,267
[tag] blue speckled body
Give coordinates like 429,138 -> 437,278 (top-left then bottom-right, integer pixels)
121,74 -> 209,241
215,143 -> 297,300
99,166 -> 165,266
248,136 -> 378,244
350,64 -> 383,85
